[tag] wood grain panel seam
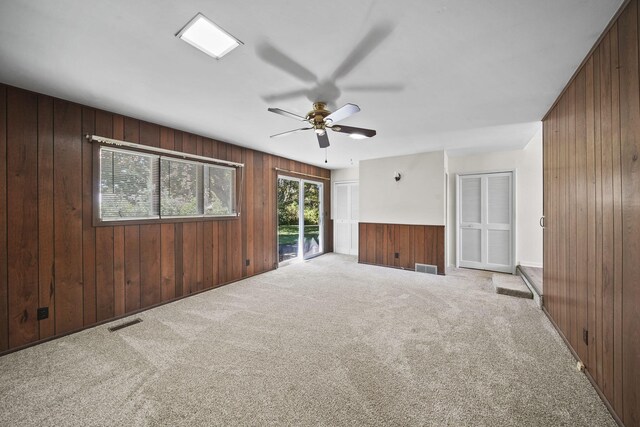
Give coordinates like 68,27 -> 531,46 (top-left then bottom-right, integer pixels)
80,109 -> 85,325
137,123 -> 142,309
1,87 -> 7,349
51,98 -> 56,336
93,112 -> 98,320
36,95 -> 41,339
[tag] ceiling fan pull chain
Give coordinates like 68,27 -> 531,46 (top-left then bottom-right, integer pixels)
325,148 -> 328,164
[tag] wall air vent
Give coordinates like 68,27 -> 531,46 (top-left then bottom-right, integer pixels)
108,318 -> 142,332
415,263 -> 438,275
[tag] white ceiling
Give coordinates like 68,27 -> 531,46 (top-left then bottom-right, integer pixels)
0,0 -> 623,169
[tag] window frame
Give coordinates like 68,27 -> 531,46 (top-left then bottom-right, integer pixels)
159,156 -> 205,219
97,146 -> 160,222
204,163 -> 237,217
93,143 -> 241,226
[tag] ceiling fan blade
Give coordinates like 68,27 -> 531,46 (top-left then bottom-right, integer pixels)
343,83 -> 404,92
256,43 -> 318,83
270,127 -> 312,138
268,107 -> 307,121
262,88 -> 310,103
330,22 -> 394,81
330,125 -> 376,138
324,103 -> 360,124
317,132 -> 330,148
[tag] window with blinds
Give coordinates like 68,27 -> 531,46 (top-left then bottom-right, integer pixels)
205,164 -> 236,216
99,148 -> 159,220
161,158 -> 203,217
98,146 -> 237,222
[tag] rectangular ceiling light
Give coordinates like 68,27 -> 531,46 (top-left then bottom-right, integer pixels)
177,13 -> 242,59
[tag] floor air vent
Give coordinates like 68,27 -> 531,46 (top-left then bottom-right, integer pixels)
415,263 -> 438,275
108,318 -> 142,332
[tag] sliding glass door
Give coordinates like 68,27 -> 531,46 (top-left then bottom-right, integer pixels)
277,177 -> 300,263
277,176 -> 323,264
303,181 -> 322,258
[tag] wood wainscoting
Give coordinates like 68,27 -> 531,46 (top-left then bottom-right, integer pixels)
542,0 -> 640,424
358,223 -> 445,275
0,83 -> 332,354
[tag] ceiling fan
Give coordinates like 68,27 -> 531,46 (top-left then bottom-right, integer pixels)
268,102 -> 376,148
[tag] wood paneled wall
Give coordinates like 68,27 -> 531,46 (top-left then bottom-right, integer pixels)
543,1 -> 640,424
358,223 -> 445,275
0,83 -> 332,354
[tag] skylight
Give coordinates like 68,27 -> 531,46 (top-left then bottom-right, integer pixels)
177,13 -> 242,59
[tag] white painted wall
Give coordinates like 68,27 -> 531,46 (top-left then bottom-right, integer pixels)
360,151 -> 446,225
331,167 -> 359,183
446,126 -> 543,268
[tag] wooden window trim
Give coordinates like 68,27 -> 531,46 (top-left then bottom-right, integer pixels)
92,143 -> 242,227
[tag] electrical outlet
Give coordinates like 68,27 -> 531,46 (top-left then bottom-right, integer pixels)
245,259 -> 250,267
394,252 -> 400,259
583,328 -> 589,345
37,307 -> 49,321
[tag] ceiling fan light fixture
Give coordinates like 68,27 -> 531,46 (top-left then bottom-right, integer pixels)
177,13 -> 243,59
267,102 -> 376,148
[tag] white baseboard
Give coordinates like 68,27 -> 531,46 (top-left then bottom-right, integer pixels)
449,262 -> 543,269
518,261 -> 543,268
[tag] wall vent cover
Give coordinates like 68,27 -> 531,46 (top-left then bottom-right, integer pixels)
108,318 -> 142,332
415,263 -> 438,275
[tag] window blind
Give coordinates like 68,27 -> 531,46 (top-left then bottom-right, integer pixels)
160,157 -> 204,217
99,148 -> 159,220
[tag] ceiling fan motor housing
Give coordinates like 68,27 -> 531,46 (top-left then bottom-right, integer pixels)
307,102 -> 331,131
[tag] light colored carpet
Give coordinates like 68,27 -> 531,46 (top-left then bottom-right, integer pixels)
0,254 -> 614,426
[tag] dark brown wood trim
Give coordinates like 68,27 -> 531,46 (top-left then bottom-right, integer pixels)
94,215 -> 241,228
92,141 -> 244,227
87,134 -> 244,168
542,306 -> 624,427
358,222 -> 445,275
0,85 -> 9,351
274,167 -> 331,181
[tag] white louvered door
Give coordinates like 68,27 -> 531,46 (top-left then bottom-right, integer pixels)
457,172 -> 514,273
458,175 -> 484,269
334,182 -> 359,255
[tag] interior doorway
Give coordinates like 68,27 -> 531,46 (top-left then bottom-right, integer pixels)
456,171 -> 515,273
277,176 -> 324,265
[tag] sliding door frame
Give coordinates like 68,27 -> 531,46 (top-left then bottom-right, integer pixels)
277,174 -> 324,266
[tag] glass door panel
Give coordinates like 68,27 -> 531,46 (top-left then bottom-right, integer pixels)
303,182 -> 322,259
277,176 -> 324,265
277,177 -> 300,263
